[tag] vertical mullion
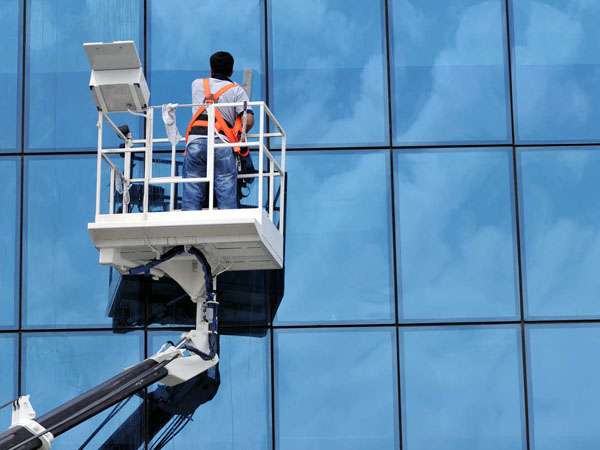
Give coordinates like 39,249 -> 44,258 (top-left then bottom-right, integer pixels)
17,0 -> 28,398
382,0 -> 404,449
264,1 -> 275,448
503,0 -> 531,449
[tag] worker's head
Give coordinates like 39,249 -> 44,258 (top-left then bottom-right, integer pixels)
210,51 -> 234,78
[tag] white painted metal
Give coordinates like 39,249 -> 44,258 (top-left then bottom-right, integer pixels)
10,396 -> 54,450
84,41 -> 149,113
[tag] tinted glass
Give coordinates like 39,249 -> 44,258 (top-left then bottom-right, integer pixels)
527,324 -> 600,449
22,332 -> 143,449
390,0 -> 510,145
26,0 -> 143,150
395,149 -> 519,321
401,326 -> 525,449
0,334 -> 17,428
148,331 -> 271,449
519,147 -> 600,319
23,156 -> 111,328
0,158 -> 19,329
511,0 -> 600,142
275,328 -> 399,450
0,0 -> 19,151
149,0 -> 264,137
269,0 -> 388,147
274,151 -> 394,324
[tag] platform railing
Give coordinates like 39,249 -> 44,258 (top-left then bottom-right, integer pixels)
95,101 -> 286,234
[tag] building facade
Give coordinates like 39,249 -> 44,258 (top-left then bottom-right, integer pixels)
1,0 -> 599,448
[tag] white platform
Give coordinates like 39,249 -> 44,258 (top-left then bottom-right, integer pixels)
88,208 -> 283,273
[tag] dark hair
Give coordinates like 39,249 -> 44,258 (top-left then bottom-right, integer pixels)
210,51 -> 234,77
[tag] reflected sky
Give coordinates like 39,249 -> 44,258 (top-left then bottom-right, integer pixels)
274,150 -> 394,325
22,331 -> 143,449
519,147 -> 600,319
24,156 -> 111,328
270,0 -> 388,147
26,0 -> 143,150
149,0 -> 263,104
275,328 -> 399,450
395,149 -> 519,321
401,326 -> 525,450
0,334 -> 17,430
148,332 -> 271,450
511,0 -> 600,142
0,158 -> 19,329
0,0 -> 19,151
391,0 -> 511,145
527,324 -> 600,449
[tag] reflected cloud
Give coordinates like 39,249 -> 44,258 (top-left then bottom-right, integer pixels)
401,327 -> 524,449
512,0 -> 600,141
276,151 -> 393,324
393,0 -> 509,144
396,149 -> 518,320
24,157 -> 111,327
270,0 -> 387,146
519,148 -> 600,318
0,160 -> 18,328
276,329 -> 398,449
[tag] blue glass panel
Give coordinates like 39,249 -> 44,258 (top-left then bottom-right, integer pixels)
519,147 -> 600,319
0,158 -> 19,329
22,332 -> 143,449
395,149 -> 519,321
401,326 -> 525,449
26,0 -> 143,150
0,334 -> 17,428
147,331 -> 271,449
274,151 -> 394,324
149,0 -> 264,139
269,0 -> 388,147
511,0 -> 600,142
24,156 -> 111,328
0,0 -> 19,151
275,328 -> 398,449
527,324 -> 600,449
390,0 -> 510,145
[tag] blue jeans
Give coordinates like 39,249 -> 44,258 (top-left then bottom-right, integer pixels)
182,139 -> 237,210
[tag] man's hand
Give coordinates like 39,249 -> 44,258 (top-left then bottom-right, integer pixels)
244,112 -> 254,132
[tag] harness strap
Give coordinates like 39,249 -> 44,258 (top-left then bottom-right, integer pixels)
185,78 -> 248,156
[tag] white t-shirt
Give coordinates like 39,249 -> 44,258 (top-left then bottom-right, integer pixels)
188,77 -> 252,143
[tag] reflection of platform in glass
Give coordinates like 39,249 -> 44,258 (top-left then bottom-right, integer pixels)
88,208 -> 283,272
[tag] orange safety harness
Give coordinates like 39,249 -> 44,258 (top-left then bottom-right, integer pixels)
184,78 -> 249,157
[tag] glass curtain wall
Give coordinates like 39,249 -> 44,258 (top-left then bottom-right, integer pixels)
1,0 -> 600,448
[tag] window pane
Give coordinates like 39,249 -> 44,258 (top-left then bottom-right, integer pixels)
26,0 -> 143,150
401,326 -> 525,449
395,149 -> 519,321
526,324 -> 600,449
149,0 -> 264,139
511,0 -> 600,142
0,158 -> 19,329
147,331 -> 271,449
24,156 -> 111,328
274,151 -> 394,324
390,0 -> 510,145
519,148 -> 600,319
0,0 -> 19,151
22,331 -> 143,449
0,334 -> 17,428
269,0 -> 388,147
275,328 -> 399,449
